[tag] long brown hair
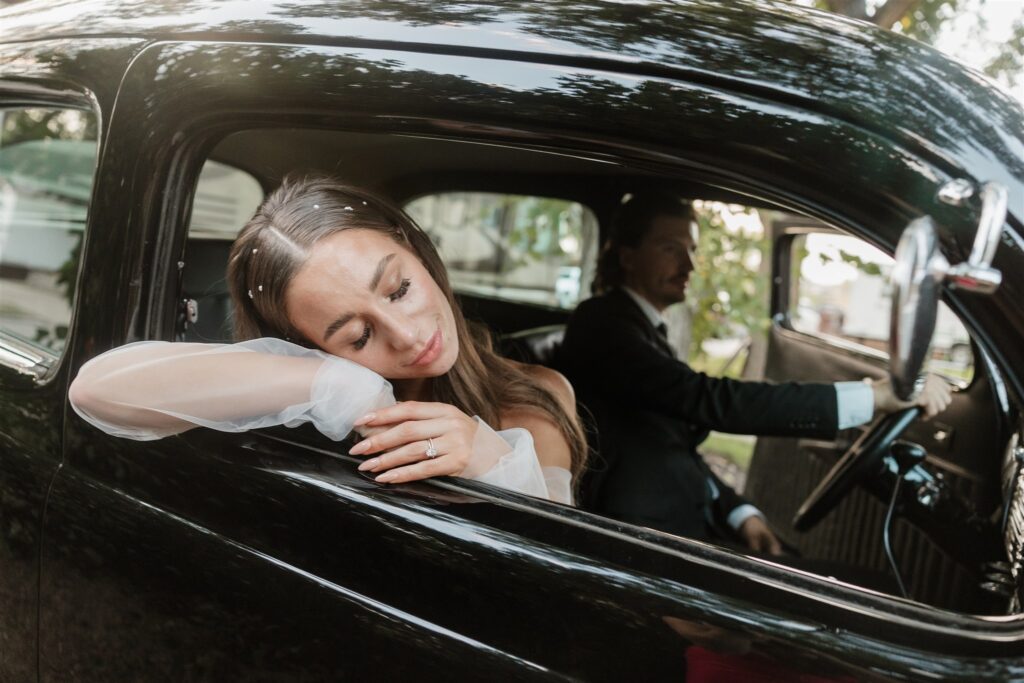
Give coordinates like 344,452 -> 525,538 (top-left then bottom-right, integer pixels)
227,173 -> 587,480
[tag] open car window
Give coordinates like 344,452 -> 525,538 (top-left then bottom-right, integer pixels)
788,231 -> 975,386
174,126 -> 1009,620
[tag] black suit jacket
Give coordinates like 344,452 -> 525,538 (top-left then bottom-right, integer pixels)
559,289 -> 839,540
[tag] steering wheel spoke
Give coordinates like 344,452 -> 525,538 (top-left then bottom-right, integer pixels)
793,407 -> 922,531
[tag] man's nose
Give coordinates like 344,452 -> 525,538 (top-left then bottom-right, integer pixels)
683,246 -> 697,271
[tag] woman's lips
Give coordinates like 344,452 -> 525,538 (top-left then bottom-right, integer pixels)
409,329 -> 443,366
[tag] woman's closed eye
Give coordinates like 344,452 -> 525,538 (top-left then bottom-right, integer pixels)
352,278 -> 412,350
388,278 -> 411,302
353,324 -> 371,350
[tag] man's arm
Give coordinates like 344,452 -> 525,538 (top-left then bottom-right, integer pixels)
561,297 -> 839,438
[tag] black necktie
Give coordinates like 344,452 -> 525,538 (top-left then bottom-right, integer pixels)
654,322 -> 677,358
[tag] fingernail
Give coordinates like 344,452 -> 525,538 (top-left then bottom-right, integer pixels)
376,471 -> 395,483
349,440 -> 369,455
354,413 -> 375,426
358,458 -> 379,471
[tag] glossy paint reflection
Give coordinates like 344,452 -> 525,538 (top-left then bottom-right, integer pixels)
0,372 -> 65,680
3,0 -> 1021,208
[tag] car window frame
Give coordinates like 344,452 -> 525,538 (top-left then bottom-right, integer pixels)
0,87 -> 102,385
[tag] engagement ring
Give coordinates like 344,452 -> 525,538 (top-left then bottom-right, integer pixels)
425,438 -> 439,458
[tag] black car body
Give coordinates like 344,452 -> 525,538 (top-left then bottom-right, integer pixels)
1,0 -> 1023,680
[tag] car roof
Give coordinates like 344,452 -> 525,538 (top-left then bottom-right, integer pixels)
3,0 -> 1022,216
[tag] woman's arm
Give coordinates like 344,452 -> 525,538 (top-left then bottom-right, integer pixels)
68,338 -> 395,441
349,365 -> 579,505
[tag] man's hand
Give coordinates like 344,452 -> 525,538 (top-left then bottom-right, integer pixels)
871,373 -> 952,419
738,515 -> 783,555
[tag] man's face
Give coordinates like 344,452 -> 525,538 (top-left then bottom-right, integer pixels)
620,213 -> 697,311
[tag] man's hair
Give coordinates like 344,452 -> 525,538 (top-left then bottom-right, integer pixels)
592,191 -> 694,294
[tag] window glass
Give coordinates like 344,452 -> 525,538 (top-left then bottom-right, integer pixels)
180,159 -> 265,343
0,108 -> 98,354
789,233 -> 974,385
187,160 -> 265,240
405,192 -> 599,309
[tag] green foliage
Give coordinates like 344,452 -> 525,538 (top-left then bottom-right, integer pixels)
985,17 -> 1024,89
505,197 -> 584,267
687,206 -> 770,361
837,249 -> 883,276
897,0 -> 966,44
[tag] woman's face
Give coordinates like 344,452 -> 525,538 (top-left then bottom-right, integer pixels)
285,229 -> 459,379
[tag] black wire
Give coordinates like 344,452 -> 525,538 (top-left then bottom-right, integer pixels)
883,476 -> 909,599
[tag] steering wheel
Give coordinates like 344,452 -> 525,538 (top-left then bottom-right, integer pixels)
792,406 -> 922,532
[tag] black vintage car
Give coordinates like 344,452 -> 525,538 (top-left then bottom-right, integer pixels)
1,0 -> 1023,680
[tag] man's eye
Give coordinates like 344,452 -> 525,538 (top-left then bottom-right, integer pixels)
388,278 -> 411,302
353,324 -> 370,350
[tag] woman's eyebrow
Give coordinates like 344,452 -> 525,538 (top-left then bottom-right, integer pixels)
368,253 -> 396,291
323,313 -> 355,343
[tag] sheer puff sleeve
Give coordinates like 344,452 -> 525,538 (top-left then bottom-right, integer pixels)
69,339 -> 573,504
68,338 -> 396,442
463,418 -> 574,505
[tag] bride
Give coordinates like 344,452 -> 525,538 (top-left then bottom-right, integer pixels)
68,175 -> 586,505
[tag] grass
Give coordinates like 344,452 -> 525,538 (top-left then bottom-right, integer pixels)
700,431 -> 756,470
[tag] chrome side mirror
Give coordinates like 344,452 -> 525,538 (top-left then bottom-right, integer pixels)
889,181 -> 1007,400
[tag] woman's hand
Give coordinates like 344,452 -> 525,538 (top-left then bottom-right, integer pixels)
871,373 -> 953,419
349,401 -> 478,484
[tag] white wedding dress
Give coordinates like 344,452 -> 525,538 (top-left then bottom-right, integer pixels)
68,338 -> 573,505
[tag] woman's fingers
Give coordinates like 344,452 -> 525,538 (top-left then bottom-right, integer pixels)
357,437 -> 447,473
349,417 -> 453,455
354,401 -> 453,427
352,406 -> 478,485
373,456 -> 458,484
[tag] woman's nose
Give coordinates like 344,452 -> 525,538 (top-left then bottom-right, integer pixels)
377,310 -> 418,350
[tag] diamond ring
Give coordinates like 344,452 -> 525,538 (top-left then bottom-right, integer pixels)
425,438 -> 439,458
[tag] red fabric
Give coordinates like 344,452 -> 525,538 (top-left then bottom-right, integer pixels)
686,646 -> 853,683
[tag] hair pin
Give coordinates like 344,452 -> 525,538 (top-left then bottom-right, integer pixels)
313,204 -> 320,209
257,285 -> 264,292
344,206 -> 353,211
252,248 -> 258,254
247,289 -> 254,299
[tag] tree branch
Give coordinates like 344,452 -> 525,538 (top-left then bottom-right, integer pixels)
825,0 -> 869,20
872,0 -> 919,29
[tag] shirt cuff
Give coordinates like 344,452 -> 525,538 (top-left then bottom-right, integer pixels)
727,504 -> 763,531
834,381 -> 875,430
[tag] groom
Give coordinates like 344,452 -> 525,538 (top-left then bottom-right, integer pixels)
559,192 -> 940,552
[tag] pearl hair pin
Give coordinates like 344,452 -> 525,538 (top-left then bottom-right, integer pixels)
252,248 -> 258,254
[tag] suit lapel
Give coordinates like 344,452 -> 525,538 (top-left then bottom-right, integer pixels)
609,289 -> 677,359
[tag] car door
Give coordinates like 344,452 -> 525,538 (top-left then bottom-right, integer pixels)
40,37 -> 1024,681
744,219 -> 1006,613
0,35 -> 142,680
